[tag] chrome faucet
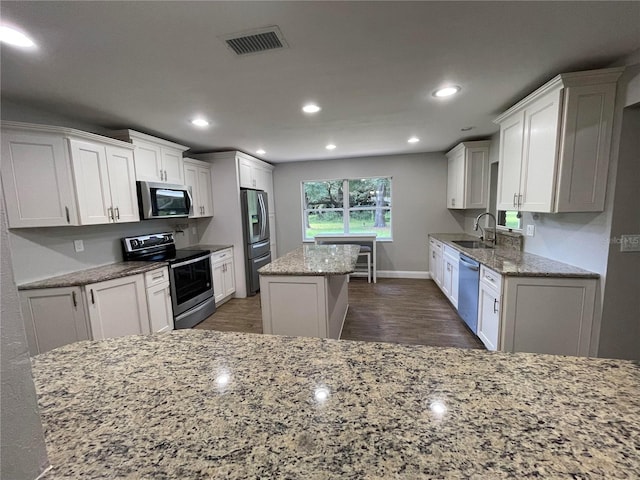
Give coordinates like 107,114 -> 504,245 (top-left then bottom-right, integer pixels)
474,212 -> 497,248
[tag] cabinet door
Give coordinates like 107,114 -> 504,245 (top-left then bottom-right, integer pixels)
238,157 -> 254,188
86,275 -> 150,340
20,287 -> 89,356
69,138 -> 112,225
1,131 -> 78,227
223,259 -> 236,297
520,89 -> 562,212
478,282 -> 500,351
496,111 -> 525,211
105,145 -> 139,223
465,148 -> 489,208
162,147 -> 184,184
253,166 -> 272,194
434,250 -> 444,287
212,261 -> 226,304
449,260 -> 459,309
183,162 -> 200,217
446,150 -> 464,209
442,257 -> 452,298
146,282 -> 174,333
132,139 -> 163,182
197,166 -> 214,217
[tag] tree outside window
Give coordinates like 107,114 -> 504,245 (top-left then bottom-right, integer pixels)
302,177 -> 392,240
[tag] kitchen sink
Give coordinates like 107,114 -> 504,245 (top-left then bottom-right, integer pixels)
452,240 -> 493,249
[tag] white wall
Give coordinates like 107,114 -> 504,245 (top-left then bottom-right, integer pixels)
598,106 -> 640,360
273,152 -> 467,274
1,189 -> 49,479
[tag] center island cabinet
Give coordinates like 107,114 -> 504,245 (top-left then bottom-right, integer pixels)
258,244 -> 360,339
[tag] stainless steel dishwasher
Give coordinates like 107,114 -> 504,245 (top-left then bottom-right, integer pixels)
458,254 -> 480,333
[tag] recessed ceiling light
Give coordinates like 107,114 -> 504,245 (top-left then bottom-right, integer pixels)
190,118 -> 210,127
256,149 -> 266,155
302,104 -> 321,114
408,137 -> 420,143
0,25 -> 36,48
433,86 -> 461,98
326,144 -> 336,150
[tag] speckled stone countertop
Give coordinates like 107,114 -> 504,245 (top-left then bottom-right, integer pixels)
17,261 -> 168,290
32,330 -> 639,479
259,244 -> 360,276
430,233 -> 599,278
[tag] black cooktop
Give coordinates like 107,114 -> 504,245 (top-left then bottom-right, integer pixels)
122,232 -> 210,263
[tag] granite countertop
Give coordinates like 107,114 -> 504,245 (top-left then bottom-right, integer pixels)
32,330 -> 639,478
18,261 -> 168,290
259,244 -> 360,276
430,233 -> 599,278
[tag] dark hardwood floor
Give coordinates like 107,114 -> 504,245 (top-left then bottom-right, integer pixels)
196,278 -> 485,350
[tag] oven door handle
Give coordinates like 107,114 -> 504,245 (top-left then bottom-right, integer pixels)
170,254 -> 211,269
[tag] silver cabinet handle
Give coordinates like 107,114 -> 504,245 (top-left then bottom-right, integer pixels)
90,289 -> 95,304
164,170 -> 168,181
159,169 -> 163,181
518,194 -> 523,209
72,290 -> 77,307
108,207 -> 114,221
513,193 -> 518,208
65,206 -> 70,223
493,298 -> 499,314
115,207 -> 120,220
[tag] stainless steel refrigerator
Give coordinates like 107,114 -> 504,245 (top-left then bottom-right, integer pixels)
241,189 -> 271,296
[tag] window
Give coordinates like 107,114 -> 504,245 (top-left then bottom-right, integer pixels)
497,210 -> 522,230
302,177 -> 392,240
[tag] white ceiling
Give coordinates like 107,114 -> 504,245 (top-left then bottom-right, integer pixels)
1,1 -> 639,163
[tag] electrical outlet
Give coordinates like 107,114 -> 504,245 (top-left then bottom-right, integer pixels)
73,239 -> 84,252
526,225 -> 535,237
620,234 -> 640,252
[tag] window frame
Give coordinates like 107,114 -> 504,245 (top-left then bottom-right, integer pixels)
301,176 -> 393,242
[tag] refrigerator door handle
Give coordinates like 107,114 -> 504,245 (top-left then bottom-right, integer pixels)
258,193 -> 267,240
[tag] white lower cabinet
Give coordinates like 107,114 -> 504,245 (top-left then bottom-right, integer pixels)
501,276 -> 597,356
20,287 -> 90,356
144,268 -> 174,333
211,248 -> 235,305
477,266 -> 502,351
85,274 -> 150,340
442,246 -> 459,308
429,238 -> 444,288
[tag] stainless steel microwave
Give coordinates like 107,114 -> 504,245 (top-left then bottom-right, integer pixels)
137,181 -> 193,219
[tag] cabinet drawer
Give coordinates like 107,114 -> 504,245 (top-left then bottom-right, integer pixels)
443,245 -> 459,261
480,265 -> 502,291
145,267 -> 169,288
211,248 -> 233,264
429,238 -> 443,251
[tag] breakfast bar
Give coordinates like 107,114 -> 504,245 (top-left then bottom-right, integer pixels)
258,244 -> 360,339
32,330 -> 640,478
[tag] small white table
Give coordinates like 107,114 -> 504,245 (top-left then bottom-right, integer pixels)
314,234 -> 377,283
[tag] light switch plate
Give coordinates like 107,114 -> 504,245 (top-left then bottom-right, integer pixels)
620,234 -> 640,252
526,225 -> 535,236
73,239 -> 84,252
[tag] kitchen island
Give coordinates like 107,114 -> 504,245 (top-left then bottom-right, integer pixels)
258,244 -> 360,339
32,330 -> 639,478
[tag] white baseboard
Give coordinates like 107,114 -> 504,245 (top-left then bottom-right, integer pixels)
375,270 -> 431,279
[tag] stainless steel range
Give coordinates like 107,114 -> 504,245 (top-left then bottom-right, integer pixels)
122,232 -> 215,329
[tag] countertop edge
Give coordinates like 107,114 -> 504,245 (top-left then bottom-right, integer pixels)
429,233 -> 600,279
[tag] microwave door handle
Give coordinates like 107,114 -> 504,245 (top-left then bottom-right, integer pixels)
185,188 -> 194,216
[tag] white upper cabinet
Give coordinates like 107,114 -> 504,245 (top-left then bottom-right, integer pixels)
69,139 -> 138,224
111,129 -> 188,184
183,158 -> 214,218
1,126 -> 79,227
495,67 -> 622,213
1,121 -> 138,228
446,141 -> 490,209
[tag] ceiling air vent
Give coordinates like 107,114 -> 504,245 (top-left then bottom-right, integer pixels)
222,26 -> 288,56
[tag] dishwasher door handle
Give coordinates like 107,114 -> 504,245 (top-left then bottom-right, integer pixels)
459,258 -> 479,270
